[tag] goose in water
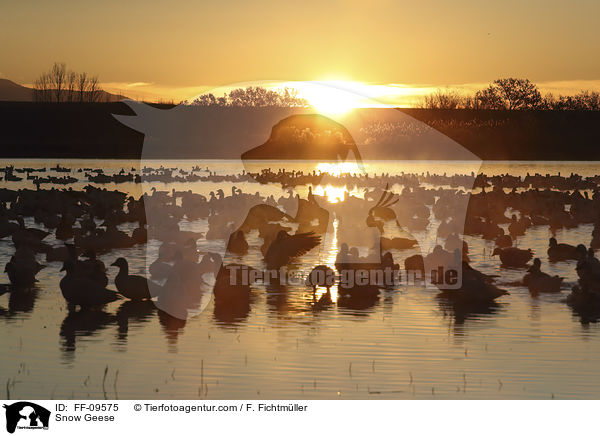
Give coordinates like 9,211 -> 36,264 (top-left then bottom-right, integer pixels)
547,237 -> 578,261
495,233 -> 513,249
149,257 -> 172,281
305,265 -> 334,309
523,258 -> 563,294
264,230 -> 321,269
0,216 -> 18,238
111,257 -> 151,301
60,260 -> 120,308
226,230 -> 248,255
81,250 -> 108,287
4,246 -> 45,286
12,216 -> 50,252
439,261 -> 508,303
55,214 -> 75,240
12,216 -> 50,243
492,247 -> 533,268
404,254 -> 425,276
305,265 -> 335,291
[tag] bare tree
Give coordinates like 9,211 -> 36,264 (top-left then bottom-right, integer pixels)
547,90 -> 600,110
33,72 -> 51,102
419,89 -> 465,109
76,72 -> 88,102
32,62 -> 105,103
87,76 -> 101,102
49,62 -> 67,102
66,71 -> 77,102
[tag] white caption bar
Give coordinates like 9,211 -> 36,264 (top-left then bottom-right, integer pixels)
1,400 -> 596,435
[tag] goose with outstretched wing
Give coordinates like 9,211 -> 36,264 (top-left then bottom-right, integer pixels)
264,230 -> 321,269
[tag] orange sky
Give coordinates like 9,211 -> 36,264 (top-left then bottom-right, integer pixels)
1,0 -> 599,103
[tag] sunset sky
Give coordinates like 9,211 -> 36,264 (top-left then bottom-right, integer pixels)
1,0 -> 599,103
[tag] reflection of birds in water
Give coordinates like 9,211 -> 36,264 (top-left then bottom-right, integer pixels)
60,308 -> 115,353
116,300 -> 156,340
158,309 -> 186,345
523,258 -> 563,294
264,279 -> 294,316
60,260 -> 120,308
264,230 -> 321,269
111,257 -> 151,301
438,297 -> 502,327
213,264 -> 254,326
0,285 -> 39,318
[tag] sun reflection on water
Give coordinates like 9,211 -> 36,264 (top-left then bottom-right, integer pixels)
312,184 -> 347,203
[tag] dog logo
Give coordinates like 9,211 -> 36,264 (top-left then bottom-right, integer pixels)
3,402 -> 50,434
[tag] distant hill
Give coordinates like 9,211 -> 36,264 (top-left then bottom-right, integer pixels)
0,78 -> 128,102
0,79 -> 33,101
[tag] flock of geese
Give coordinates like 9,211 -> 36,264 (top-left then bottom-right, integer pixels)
2,166 -> 600,327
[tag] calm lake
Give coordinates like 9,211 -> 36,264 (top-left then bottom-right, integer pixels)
2,159 -> 600,400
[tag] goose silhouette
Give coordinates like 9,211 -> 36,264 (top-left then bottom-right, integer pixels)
0,216 -> 18,238
523,258 -> 563,294
226,230 -> 248,255
55,214 -> 74,240
264,230 -> 321,269
60,260 -> 120,308
494,232 -> 513,249
4,247 -> 45,286
404,254 -> 425,276
439,261 -> 508,303
305,265 -> 335,291
492,247 -> 533,268
12,216 -> 50,252
111,257 -> 151,301
547,237 -> 578,261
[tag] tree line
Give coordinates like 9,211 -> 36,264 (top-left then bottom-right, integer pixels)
33,62 -> 103,102
190,86 -> 309,107
419,78 -> 600,110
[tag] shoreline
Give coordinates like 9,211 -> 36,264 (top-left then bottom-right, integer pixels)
1,102 -> 600,160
